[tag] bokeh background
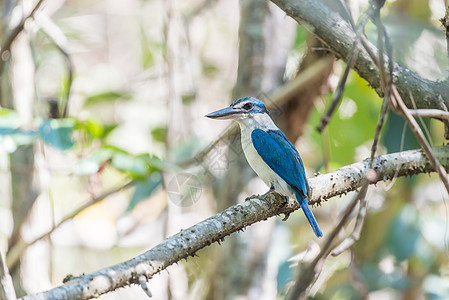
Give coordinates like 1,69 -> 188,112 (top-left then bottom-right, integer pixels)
1,0 -> 449,299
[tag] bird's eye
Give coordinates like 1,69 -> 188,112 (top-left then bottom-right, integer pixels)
243,103 -> 253,110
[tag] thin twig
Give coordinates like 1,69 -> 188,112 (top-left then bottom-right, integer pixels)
407,109 -> 449,120
0,0 -> 45,74
409,91 -> 434,147
392,85 -> 449,194
38,14 -> 73,118
349,253 -> 369,300
6,179 -> 135,270
331,192 -> 368,256
369,1 -> 391,164
317,3 -> 375,133
440,5 -> 449,63
333,1 -> 394,256
338,0 -> 356,28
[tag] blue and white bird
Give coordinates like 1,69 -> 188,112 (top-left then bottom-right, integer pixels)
205,97 -> 323,237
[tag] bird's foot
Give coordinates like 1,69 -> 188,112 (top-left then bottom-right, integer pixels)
245,194 -> 260,201
262,198 -> 272,209
282,212 -> 292,221
245,184 -> 275,209
259,184 -> 275,199
260,184 -> 276,208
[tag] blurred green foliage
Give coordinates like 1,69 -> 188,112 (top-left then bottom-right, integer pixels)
0,105 -> 166,215
83,91 -> 132,107
307,70 -> 382,170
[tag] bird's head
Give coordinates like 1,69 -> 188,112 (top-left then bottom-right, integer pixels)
205,97 -> 268,120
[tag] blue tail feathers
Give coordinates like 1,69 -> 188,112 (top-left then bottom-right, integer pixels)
298,197 -> 323,237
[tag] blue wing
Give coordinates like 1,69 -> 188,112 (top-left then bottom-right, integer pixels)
251,129 -> 323,237
251,129 -> 309,198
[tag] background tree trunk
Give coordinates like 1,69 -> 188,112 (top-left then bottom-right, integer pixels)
1,2 -> 39,297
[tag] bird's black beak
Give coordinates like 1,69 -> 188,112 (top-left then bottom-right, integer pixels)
205,106 -> 242,120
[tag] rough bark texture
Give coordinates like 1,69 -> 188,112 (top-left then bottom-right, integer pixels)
270,0 -> 449,110
21,146 -> 449,300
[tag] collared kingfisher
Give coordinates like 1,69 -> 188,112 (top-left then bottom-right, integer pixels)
205,97 -> 323,237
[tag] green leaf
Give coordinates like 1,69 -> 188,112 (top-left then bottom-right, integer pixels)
170,136 -> 205,164
140,23 -> 157,69
38,119 -> 75,150
142,47 -> 155,69
86,119 -> 104,138
0,108 -> 21,128
102,124 -> 118,138
277,260 -> 293,292
0,128 -> 19,135
181,92 -> 196,105
360,263 -> 410,291
151,127 -> 167,143
111,152 -> 149,178
74,146 -> 174,177
73,147 -> 115,175
309,70 -> 382,167
127,172 -> 162,212
141,38 -> 155,69
386,205 -> 421,261
84,91 -> 131,107
10,130 -> 36,146
145,155 -> 180,173
294,25 -> 308,49
76,119 -> 104,139
202,62 -> 219,77
0,109 -> 36,150
0,131 -> 36,153
383,112 -> 421,152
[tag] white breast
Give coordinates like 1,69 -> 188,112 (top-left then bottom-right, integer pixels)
237,114 -> 295,198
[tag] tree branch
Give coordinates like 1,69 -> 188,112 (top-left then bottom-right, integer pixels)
440,4 -> 449,62
407,109 -> 449,121
21,146 -> 449,300
270,0 -> 449,110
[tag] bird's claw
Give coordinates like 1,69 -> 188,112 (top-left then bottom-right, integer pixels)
245,193 -> 272,209
246,184 -> 275,208
262,198 -> 272,209
282,211 -> 292,221
245,194 -> 260,201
